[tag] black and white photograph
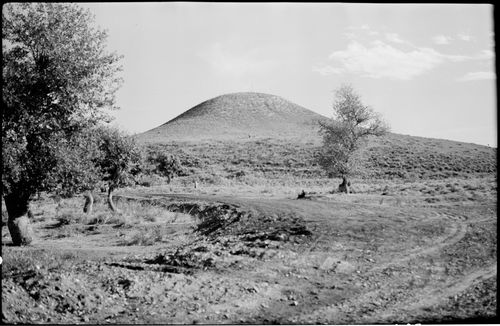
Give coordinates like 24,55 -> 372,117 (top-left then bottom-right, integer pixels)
2,2 -> 497,324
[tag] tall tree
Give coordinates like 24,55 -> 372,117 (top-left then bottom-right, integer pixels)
2,3 -> 123,245
318,84 -> 389,193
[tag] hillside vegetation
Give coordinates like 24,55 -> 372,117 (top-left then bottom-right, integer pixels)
137,92 -> 496,185
142,134 -> 495,187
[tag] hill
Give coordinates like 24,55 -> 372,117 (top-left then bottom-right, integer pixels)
137,92 -> 328,143
136,92 -> 496,183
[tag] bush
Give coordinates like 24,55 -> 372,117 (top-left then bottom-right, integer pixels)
123,228 -> 164,246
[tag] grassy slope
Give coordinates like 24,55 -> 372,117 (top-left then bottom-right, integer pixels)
140,133 -> 496,187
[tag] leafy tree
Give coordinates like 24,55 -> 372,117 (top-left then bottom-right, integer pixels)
48,127 -> 106,215
95,127 -> 142,213
318,84 -> 389,193
48,126 -> 142,215
2,3 -> 122,245
146,150 -> 182,184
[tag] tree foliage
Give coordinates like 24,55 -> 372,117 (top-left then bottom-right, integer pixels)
2,3 -> 123,199
48,128 -> 103,198
145,150 -> 182,183
318,84 -> 389,180
95,127 -> 142,191
2,3 -> 123,244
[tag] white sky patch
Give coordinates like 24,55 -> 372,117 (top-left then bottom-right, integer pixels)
432,34 -> 452,45
457,71 -> 496,82
200,42 -> 276,76
345,24 -> 379,39
312,65 -> 345,76
385,33 -> 407,44
457,33 -> 472,41
475,49 -> 495,60
347,24 -> 372,31
322,40 -> 446,80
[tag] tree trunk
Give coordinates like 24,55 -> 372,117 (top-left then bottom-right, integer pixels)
4,193 -> 34,246
338,176 -> 351,194
83,190 -> 94,214
107,185 -> 120,213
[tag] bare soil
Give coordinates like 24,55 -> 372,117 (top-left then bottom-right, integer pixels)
2,185 -> 497,324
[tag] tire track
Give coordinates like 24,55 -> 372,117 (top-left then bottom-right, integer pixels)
368,206 -> 494,274
299,207 -> 494,324
431,211 -> 468,221
369,219 -> 467,273
298,223 -> 494,325
372,264 -> 498,323
429,209 -> 496,224
119,192 -> 493,323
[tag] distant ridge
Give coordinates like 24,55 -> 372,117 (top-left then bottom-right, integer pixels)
137,92 -> 329,143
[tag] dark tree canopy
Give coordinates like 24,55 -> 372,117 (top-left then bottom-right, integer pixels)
2,3 -> 122,197
2,3 -> 123,245
318,84 -> 389,189
49,128 -> 104,198
145,150 -> 182,183
96,127 -> 142,190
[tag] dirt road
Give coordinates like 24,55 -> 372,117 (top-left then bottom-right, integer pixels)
2,191 -> 497,324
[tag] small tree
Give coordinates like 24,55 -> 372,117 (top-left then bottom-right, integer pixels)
49,127 -> 107,215
95,127 -> 142,213
2,3 -> 123,245
146,151 -> 182,184
318,84 -> 389,193
48,126 -> 142,215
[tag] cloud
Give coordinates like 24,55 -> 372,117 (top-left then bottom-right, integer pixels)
385,33 -> 407,44
314,26 -> 494,81
457,71 -> 496,82
432,33 -> 473,45
200,42 -> 276,76
432,34 -> 452,45
457,33 -> 472,42
320,40 -> 447,80
475,49 -> 495,60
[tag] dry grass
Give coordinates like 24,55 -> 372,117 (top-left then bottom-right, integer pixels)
139,134 -> 495,192
2,247 -> 87,278
129,175 -> 496,205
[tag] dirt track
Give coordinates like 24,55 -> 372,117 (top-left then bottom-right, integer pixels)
2,191 -> 497,324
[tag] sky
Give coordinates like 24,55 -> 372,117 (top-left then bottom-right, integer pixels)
81,3 -> 496,147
